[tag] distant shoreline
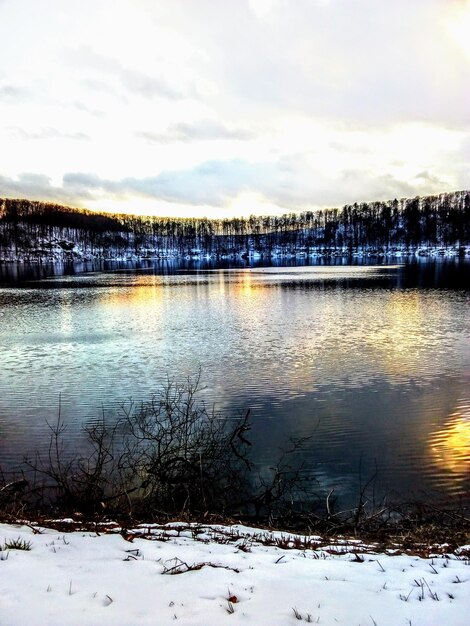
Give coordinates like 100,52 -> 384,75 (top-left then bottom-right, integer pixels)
1,244 -> 469,265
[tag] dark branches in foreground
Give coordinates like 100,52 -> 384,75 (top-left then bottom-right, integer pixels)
117,376 -> 255,516
3,376 -> 309,523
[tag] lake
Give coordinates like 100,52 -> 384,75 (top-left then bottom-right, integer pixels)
0,258 -> 469,509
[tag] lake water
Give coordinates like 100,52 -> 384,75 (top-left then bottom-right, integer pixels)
0,259 -> 469,508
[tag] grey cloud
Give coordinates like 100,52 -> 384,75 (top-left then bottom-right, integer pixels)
270,168 -> 434,210
172,120 -> 256,141
80,78 -> 124,101
2,166 -> 251,209
62,172 -> 104,190
63,160 -> 265,206
0,173 -> 53,197
0,160 -> 460,215
2,0 -> 469,133
326,172 -> 418,207
66,46 -> 185,101
120,67 -> 183,100
136,119 -> 257,144
8,127 -> 89,141
0,84 -> 29,102
0,173 -> 92,205
71,101 -> 105,118
414,171 -> 446,186
304,168 -> 463,211
60,159 -> 445,211
135,131 -> 174,144
163,0 -> 470,128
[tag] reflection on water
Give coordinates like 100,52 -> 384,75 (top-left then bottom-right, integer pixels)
429,404 -> 470,478
364,292 -> 445,381
0,260 -> 469,506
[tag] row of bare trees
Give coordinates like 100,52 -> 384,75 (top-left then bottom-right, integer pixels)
1,191 -> 469,259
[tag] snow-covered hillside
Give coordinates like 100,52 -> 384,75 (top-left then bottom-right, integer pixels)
1,191 -> 469,263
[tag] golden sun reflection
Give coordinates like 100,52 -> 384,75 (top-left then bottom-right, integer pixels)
364,292 -> 427,376
237,270 -> 255,298
101,276 -> 164,309
225,270 -> 265,301
429,412 -> 470,475
383,292 -> 422,347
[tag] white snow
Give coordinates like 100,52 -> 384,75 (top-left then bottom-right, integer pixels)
0,522 -> 469,626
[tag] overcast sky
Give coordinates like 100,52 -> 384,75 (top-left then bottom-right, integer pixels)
0,0 -> 469,218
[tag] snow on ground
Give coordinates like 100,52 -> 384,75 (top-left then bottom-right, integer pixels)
0,523 -> 469,626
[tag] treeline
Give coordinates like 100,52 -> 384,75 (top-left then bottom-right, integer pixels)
0,190 -> 469,260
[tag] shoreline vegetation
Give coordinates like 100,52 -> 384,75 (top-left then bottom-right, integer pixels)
1,378 -> 469,553
1,190 -> 469,264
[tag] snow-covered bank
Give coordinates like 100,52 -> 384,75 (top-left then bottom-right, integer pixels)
1,522 -> 469,626
1,242 -> 469,265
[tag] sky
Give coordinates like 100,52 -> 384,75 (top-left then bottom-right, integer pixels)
0,0 -> 469,218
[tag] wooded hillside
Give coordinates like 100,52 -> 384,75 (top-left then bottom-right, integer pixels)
1,191 -> 468,261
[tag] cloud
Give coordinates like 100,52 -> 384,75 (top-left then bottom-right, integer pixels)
7,127 -> 89,141
71,101 -> 105,118
0,153 -> 465,217
59,158 -> 458,210
158,0 -> 470,127
63,162 -> 260,206
0,173 -> 90,205
2,164 -> 287,210
0,0 -> 469,217
136,120 -> 257,143
414,171 -> 446,186
0,84 -> 29,102
65,46 -> 185,101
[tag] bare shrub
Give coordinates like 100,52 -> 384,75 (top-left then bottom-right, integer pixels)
117,375 -> 254,516
15,374 -> 310,520
22,414 -> 124,515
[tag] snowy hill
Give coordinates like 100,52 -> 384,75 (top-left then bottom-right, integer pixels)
1,191 -> 469,262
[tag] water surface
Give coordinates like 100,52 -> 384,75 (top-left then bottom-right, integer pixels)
0,260 -> 469,507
